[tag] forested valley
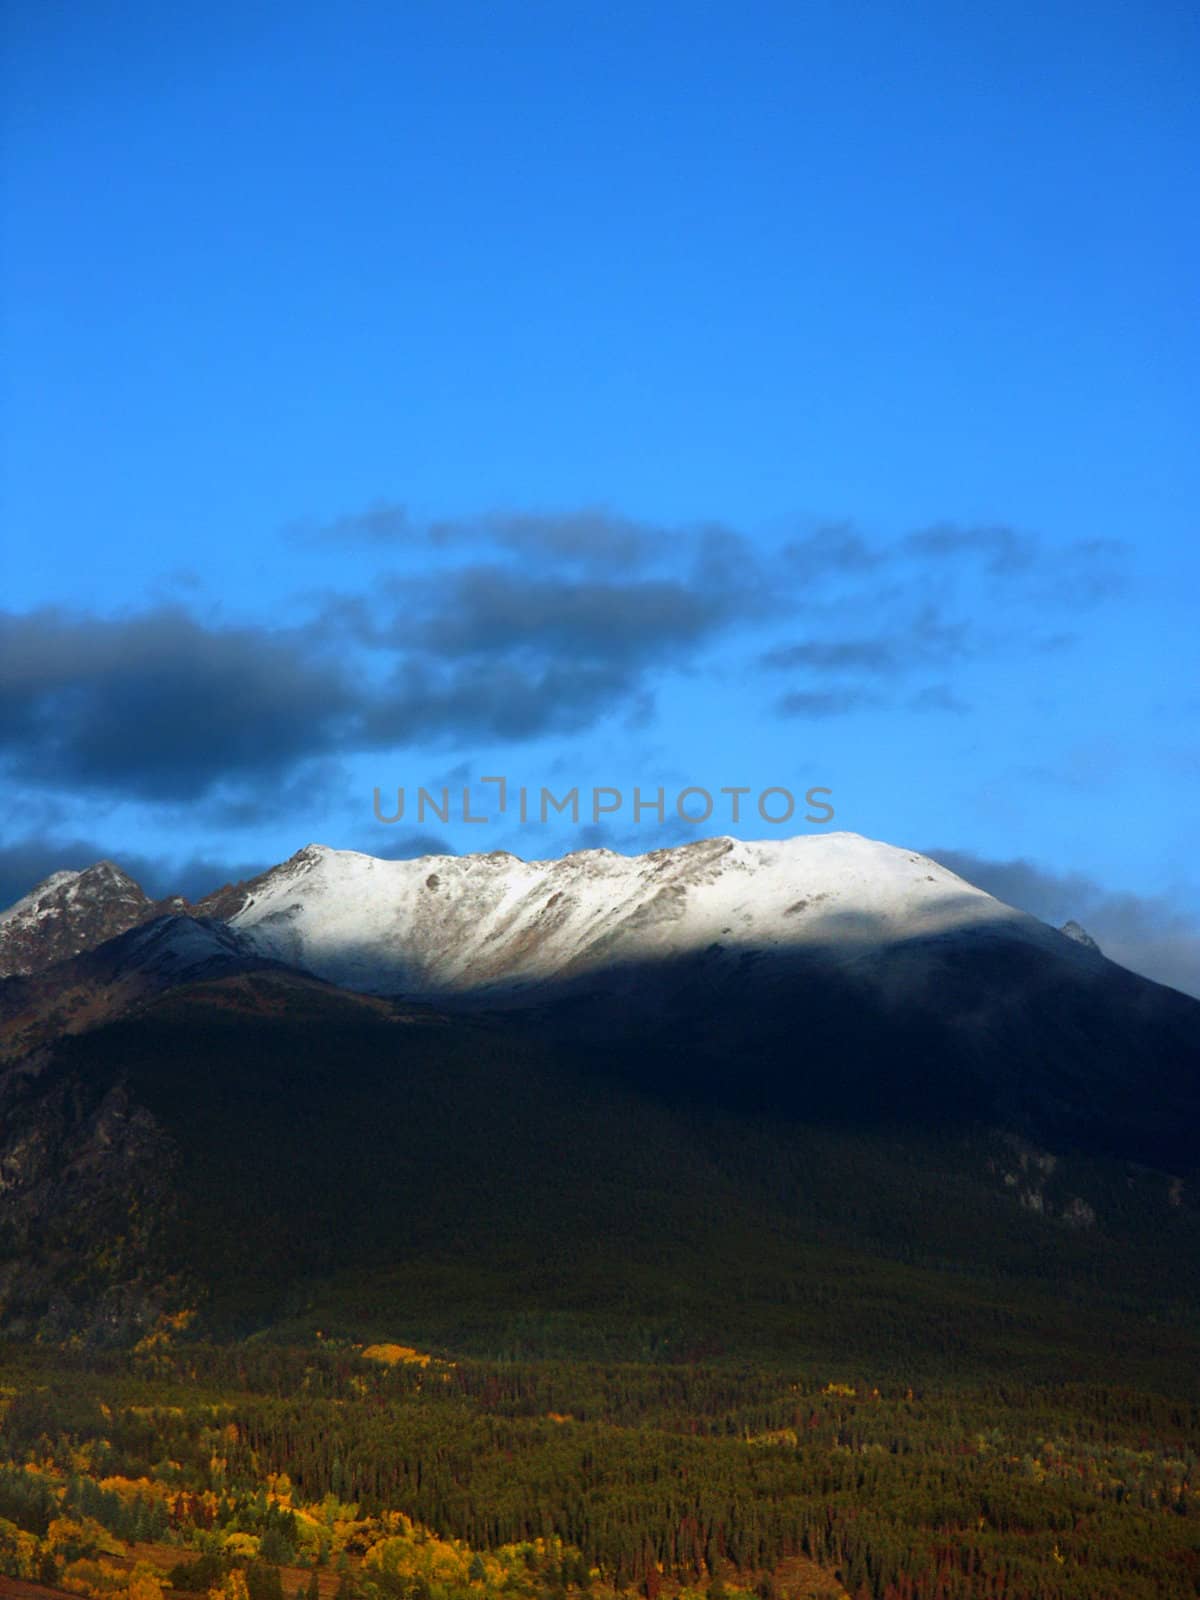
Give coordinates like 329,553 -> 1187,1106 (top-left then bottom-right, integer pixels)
1,1335 -> 1197,1600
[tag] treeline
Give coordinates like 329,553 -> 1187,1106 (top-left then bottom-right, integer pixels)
2,1343 -> 1198,1598
227,1397 -> 1197,1597
153,1342 -> 1200,1440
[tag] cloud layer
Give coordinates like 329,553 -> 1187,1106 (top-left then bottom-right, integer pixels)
0,509 -> 1128,811
0,835 -> 270,908
928,847 -> 1200,1000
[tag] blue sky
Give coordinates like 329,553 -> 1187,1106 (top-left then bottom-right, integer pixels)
2,0 -> 1198,993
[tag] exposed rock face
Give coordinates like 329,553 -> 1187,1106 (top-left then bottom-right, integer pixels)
0,1060 -> 181,1342
0,861 -> 187,977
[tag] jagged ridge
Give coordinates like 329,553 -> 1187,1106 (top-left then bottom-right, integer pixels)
201,833 -> 1083,998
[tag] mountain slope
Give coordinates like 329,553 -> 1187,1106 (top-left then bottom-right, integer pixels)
2,831 -> 1198,1172
0,860 -> 184,977
7,963 -> 1196,1385
0,913 -> 290,1063
185,833 -> 1200,1172
0,832 -> 1197,1369
200,834 -> 1066,997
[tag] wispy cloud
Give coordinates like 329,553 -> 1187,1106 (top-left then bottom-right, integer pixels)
763,607 -> 970,676
758,521 -> 1127,719
431,507 -> 657,569
288,500 -> 413,544
901,523 -> 1038,576
778,687 -> 879,718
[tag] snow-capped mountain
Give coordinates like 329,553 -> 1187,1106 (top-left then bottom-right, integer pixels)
181,833 -> 1199,1173
3,832 -> 1195,1171
0,861 -> 184,978
1,832 -> 1197,1348
198,833 -> 1079,999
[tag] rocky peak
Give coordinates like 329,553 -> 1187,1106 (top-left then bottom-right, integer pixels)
1060,919 -> 1101,953
0,860 -> 174,977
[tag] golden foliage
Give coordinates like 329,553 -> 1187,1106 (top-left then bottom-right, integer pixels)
60,1556 -> 129,1597
360,1343 -> 433,1368
127,1563 -> 166,1600
221,1531 -> 261,1561
209,1570 -> 250,1600
0,1515 -> 40,1578
48,1515 -> 125,1559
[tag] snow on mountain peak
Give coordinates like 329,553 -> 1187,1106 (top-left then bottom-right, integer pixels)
0,870 -> 83,926
225,831 -> 1035,998
0,860 -> 156,977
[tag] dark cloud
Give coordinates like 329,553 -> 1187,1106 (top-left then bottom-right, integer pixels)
783,523 -> 886,580
781,519 -> 1126,595
1,582 -> 692,804
298,503 -> 659,568
0,596 -> 678,804
777,687 -> 878,718
0,509 -> 1132,804
766,639 -> 899,672
369,523 -> 767,665
301,523 -> 772,753
763,605 -> 971,717
0,607 -> 359,801
166,853 -> 275,901
198,758 -> 351,828
364,830 -> 457,860
364,658 -> 641,743
902,523 -> 1038,576
909,684 -> 971,714
289,500 -> 412,544
898,525 -> 1129,604
901,525 -> 1129,610
0,836 -> 268,909
431,508 -> 656,569
926,847 -> 1200,999
407,567 -> 751,662
763,607 -> 970,676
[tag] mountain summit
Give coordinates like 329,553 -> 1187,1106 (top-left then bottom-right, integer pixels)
196,833 -> 1066,998
0,859 -> 183,977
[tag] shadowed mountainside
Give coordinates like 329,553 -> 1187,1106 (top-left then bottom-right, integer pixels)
0,950 -> 1195,1383
0,834 -> 1196,1379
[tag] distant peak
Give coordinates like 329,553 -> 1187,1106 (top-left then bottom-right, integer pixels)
81,858 -> 145,887
0,856 -> 155,978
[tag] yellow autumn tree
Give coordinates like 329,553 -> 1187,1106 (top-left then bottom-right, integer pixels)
128,1564 -> 165,1600
209,1570 -> 250,1600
